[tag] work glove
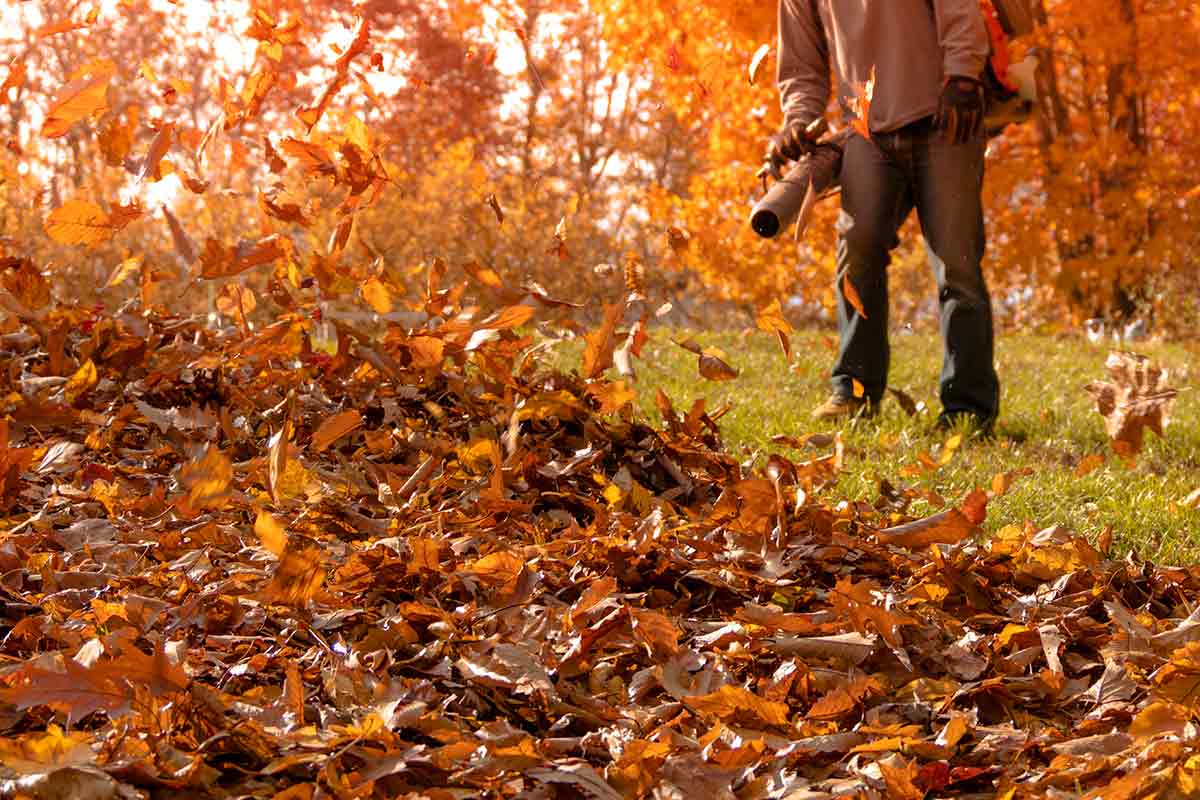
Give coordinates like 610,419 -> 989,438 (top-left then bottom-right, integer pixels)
762,118 -> 824,181
935,75 -> 986,144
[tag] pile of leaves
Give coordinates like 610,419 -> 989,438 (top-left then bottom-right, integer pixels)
0,291 -> 1199,800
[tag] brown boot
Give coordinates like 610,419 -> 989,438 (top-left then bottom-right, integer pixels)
811,393 -> 875,420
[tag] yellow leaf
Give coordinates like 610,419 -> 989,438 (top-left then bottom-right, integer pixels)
104,255 -> 143,288
254,509 -> 287,557
216,283 -> 257,318
45,200 -> 115,247
268,414 -> 293,503
64,359 -> 98,404
938,432 -> 963,465
852,378 -> 865,399
0,725 -> 94,774
360,277 -> 392,314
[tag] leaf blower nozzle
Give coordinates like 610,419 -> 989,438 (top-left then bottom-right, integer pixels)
749,130 -> 848,240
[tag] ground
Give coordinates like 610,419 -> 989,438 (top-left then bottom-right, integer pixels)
557,327 -> 1200,563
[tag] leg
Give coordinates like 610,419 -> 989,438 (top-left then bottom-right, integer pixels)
831,133 -> 913,404
912,128 -> 1000,421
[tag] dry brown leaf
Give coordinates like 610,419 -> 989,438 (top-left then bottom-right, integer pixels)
582,303 -> 624,379
310,410 -> 362,452
1085,352 -> 1178,456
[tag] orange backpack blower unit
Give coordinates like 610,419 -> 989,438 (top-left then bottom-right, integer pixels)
981,0 -> 1037,133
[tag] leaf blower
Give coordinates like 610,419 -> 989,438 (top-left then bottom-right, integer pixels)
750,0 -> 1039,241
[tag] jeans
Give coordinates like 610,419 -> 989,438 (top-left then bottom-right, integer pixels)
831,116 -> 1000,421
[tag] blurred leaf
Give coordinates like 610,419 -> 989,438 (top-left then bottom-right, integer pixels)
748,43 -> 771,85
41,59 -> 114,138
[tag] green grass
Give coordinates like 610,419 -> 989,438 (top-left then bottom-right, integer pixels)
552,328 -> 1200,563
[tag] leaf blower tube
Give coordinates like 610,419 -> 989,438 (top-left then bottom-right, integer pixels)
749,128 -> 851,240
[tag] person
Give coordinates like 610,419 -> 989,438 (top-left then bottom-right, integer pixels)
768,0 -> 1001,428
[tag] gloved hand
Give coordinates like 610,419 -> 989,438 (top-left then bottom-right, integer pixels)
762,118 -> 824,180
935,75 -> 986,144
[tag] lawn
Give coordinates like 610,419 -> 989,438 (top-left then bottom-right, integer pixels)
554,326 -> 1200,563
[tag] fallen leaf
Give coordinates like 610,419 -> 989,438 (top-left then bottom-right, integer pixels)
310,410 -> 362,452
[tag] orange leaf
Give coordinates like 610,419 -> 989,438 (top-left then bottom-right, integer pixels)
44,200 -> 116,247
2,257 -> 51,309
0,59 -> 26,95
686,685 -> 789,727
262,537 -> 325,607
254,509 -> 288,557
582,303 -> 624,379
843,275 -> 868,319
178,446 -> 233,513
41,60 -> 115,138
135,123 -> 175,184
360,277 -> 393,314
310,409 -> 362,453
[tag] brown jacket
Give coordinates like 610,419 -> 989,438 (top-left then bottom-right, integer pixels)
777,0 -> 990,134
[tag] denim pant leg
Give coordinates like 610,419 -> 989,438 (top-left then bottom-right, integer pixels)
831,133 -> 914,403
911,130 -> 1000,420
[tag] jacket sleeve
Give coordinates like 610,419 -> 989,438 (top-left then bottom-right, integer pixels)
931,0 -> 990,79
776,0 -> 830,127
